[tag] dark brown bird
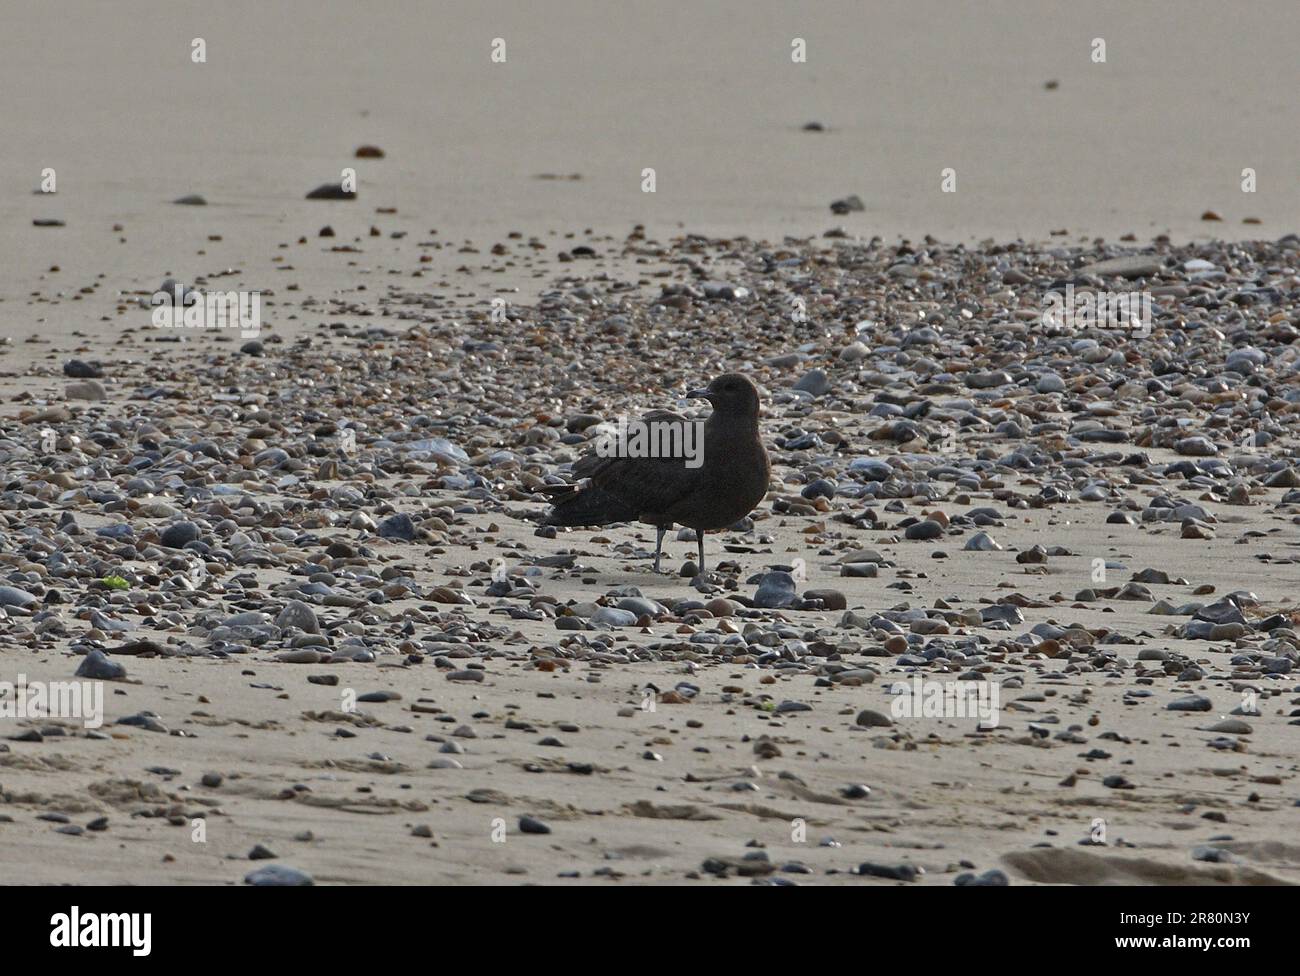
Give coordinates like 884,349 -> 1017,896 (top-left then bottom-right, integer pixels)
541,373 -> 770,573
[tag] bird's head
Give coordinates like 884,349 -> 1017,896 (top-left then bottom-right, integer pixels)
686,373 -> 761,417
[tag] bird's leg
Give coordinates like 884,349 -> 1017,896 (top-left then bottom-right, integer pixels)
696,532 -> 706,575
653,526 -> 666,574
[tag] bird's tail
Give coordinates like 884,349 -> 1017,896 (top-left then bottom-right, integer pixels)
537,483 -> 637,526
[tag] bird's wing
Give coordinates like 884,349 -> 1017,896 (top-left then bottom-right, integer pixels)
572,410 -> 704,517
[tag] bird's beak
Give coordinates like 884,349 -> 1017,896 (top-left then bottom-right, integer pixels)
685,387 -> 714,401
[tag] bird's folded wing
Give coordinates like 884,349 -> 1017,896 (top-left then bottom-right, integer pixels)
572,410 -> 704,516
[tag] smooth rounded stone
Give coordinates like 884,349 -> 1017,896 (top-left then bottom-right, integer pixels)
834,668 -> 877,685
306,182 -> 356,200
840,562 -> 878,579
253,446 -> 288,466
954,869 -> 1010,886
964,532 -> 1001,551
774,700 -> 812,714
565,413 -> 603,432
791,369 -> 829,396
223,611 -> 271,628
1035,373 -> 1066,394
248,843 -> 277,860
1176,436 -> 1217,457
117,711 -> 168,733
356,691 -> 401,703
591,606 -> 638,628
1191,846 -> 1236,864
0,586 -> 38,608
1206,719 -> 1253,734
518,815 -> 551,835
616,597 -> 662,618
1179,620 -> 1215,639
752,571 -> 798,609
701,280 -> 749,301
966,370 -> 1013,389
839,341 -> 870,362
66,380 -> 106,401
330,648 -> 375,664
159,521 -> 201,548
275,649 -> 323,664
848,458 -> 894,480
1227,484 -> 1253,505
801,478 -> 837,500
201,773 -> 223,788
803,588 -> 847,611
704,598 -> 739,617
427,758 -> 464,769
446,669 -> 485,682
275,600 -> 321,634
75,649 -> 126,681
904,520 -> 944,541
855,709 -> 894,728
1077,255 -> 1162,278
1208,622 -> 1246,640
911,616 -> 948,634
980,604 -> 1024,625
1016,544 -> 1047,564
63,358 -> 103,378
377,513 -> 418,540
1115,582 -> 1153,601
1106,511 -> 1136,525
244,864 -> 314,886
1167,695 -> 1213,712
857,861 -> 918,882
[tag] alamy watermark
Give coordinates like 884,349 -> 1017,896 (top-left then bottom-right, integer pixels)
0,675 -> 103,729
50,907 -> 151,956
150,284 -> 261,338
1042,284 -> 1151,336
888,675 -> 1000,728
594,415 -> 702,468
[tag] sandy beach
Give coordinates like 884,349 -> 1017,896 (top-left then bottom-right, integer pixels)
1,1 -> 1298,888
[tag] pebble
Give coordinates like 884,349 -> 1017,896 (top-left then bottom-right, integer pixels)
244,864 -> 314,886
275,600 -> 321,634
519,816 -> 551,835
752,571 -> 798,609
855,709 -> 894,728
904,520 -> 944,541
75,649 -> 126,681
159,521 -> 202,548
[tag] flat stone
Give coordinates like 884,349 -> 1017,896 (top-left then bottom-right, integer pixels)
244,864 -> 314,886
752,571 -> 798,609
855,709 -> 894,728
75,649 -> 126,681
275,600 -> 321,634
